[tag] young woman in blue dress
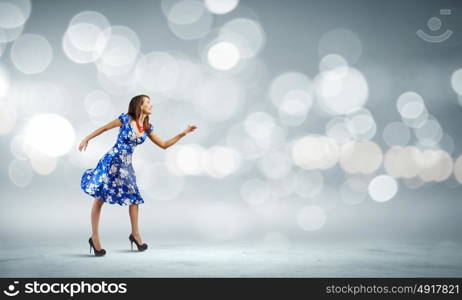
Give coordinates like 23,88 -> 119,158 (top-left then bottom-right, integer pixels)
78,94 -> 197,256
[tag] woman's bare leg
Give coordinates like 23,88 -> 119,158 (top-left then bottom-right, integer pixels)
129,204 -> 143,244
91,198 -> 104,250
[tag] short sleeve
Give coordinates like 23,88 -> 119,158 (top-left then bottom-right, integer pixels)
146,123 -> 153,135
118,113 -> 129,125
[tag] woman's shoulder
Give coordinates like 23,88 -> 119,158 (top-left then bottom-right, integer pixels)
118,112 -> 130,123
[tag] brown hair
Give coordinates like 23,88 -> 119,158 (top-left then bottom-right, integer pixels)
127,94 -> 152,132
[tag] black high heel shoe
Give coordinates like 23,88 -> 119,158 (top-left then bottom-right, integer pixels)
88,237 -> 106,256
129,233 -> 148,251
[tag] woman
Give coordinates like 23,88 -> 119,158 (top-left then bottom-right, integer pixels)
78,94 -> 197,256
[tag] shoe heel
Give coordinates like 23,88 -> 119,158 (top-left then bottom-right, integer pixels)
130,240 -> 133,251
89,237 -> 106,257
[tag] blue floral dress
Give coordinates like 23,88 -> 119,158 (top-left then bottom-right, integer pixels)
81,112 -> 153,206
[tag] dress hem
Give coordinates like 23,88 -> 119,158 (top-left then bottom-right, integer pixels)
82,189 -> 145,206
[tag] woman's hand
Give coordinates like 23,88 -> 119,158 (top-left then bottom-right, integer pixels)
183,124 -> 197,135
78,138 -> 89,152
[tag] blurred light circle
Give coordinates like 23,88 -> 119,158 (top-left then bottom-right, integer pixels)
0,0 -> 30,29
84,89 -> 112,115
340,177 -> 368,205
167,13 -> 213,40
0,2 -> 27,29
297,205 -> 327,231
257,148 -> 292,179
176,143 -> 205,175
63,11 -> 111,64
318,28 -> 362,65
24,114 -> 76,157
201,34 -> 257,78
438,132 -> 455,154
403,176 -> 425,190
401,109 -> 428,129
94,26 -> 140,75
166,57 -> 206,101
397,91 -> 426,119
253,123 -> 288,152
292,135 -> 339,170
294,169 -> 323,198
0,100 -> 16,135
11,33 -> 53,74
384,146 -> 420,179
96,67 -> 138,95
314,67 -> 368,115
244,111 -> 275,140
62,28 -> 101,64
166,0 -> 213,40
414,116 -> 443,147
0,22 -> 25,44
340,140 -> 383,174
69,10 -> 110,29
415,149 -> 453,182
7,81 -> 72,116
319,54 -> 349,79
67,133 -> 107,169
165,145 -> 185,176
278,89 -> 311,127
268,170 -> 298,197
225,122 -> 263,160
194,77 -> 244,122
67,23 -> 103,52
138,162 -> 184,201
382,122 -> 410,147
368,174 -> 398,202
135,51 -> 181,95
252,193 -> 282,217
451,68 -> 462,95
10,134 -> 28,160
454,154 -> 462,184
345,107 -> 376,140
240,177 -> 271,205
161,0 -> 179,16
269,72 -> 312,107
204,0 -> 238,14
325,117 -> 352,144
167,0 -> 205,25
219,18 -> 265,58
8,159 -> 33,187
202,145 -> 241,178
207,41 -> 240,70
83,90 -> 116,125
312,185 -> 340,211
28,148 -> 58,175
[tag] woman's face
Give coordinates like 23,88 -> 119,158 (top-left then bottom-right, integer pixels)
140,97 -> 152,115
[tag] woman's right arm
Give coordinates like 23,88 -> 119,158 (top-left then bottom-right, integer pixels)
78,118 -> 122,151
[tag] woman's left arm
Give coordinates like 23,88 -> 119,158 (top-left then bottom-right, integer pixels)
147,125 -> 197,150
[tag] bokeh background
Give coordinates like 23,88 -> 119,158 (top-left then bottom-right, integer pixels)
1,0 -> 462,277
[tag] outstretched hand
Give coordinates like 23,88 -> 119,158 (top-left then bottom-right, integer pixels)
184,124 -> 198,135
78,138 -> 89,151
